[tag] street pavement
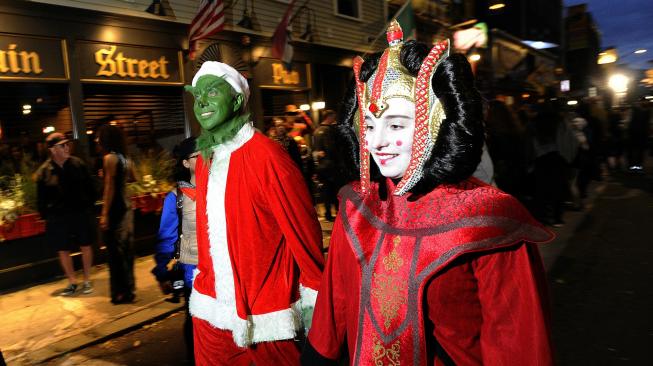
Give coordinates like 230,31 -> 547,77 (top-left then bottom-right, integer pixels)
1,218 -> 333,366
3,171 -> 651,365
44,312 -> 192,366
548,167 -> 653,365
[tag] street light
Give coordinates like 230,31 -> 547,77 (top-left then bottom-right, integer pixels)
608,74 -> 629,93
598,49 -> 618,64
469,53 -> 481,62
489,1 -> 506,10
599,48 -> 649,65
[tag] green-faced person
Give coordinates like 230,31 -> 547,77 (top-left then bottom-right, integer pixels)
184,61 -> 324,365
185,62 -> 250,158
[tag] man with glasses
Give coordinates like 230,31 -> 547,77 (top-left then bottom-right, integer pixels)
35,132 -> 97,296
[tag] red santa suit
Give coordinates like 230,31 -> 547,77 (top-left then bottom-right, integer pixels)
305,178 -> 555,365
190,123 -> 324,363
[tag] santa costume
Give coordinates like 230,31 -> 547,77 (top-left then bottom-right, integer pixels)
188,62 -> 325,365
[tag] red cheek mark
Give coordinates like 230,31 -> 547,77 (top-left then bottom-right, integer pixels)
380,160 -> 386,166
396,140 -> 403,146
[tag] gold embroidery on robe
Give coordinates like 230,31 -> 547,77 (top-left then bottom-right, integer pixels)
372,333 -> 401,366
373,236 -> 406,329
382,236 -> 403,273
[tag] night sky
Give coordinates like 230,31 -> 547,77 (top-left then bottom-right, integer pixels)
564,0 -> 653,70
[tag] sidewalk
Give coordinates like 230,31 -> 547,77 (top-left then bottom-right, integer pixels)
1,218 -> 334,366
1,256 -> 182,365
538,180 -> 606,272
1,189 -> 593,365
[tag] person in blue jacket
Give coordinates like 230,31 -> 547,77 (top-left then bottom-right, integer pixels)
152,136 -> 199,362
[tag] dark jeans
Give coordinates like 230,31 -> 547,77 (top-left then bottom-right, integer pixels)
534,152 -> 568,223
317,174 -> 338,220
104,209 -> 135,301
627,142 -> 646,167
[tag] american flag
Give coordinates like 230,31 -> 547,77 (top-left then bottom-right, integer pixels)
189,0 -> 225,60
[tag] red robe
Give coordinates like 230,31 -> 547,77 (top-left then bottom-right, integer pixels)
306,178 -> 554,365
190,124 -> 324,348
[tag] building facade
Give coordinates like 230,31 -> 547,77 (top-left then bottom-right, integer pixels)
0,0 -> 387,289
565,3 -> 602,94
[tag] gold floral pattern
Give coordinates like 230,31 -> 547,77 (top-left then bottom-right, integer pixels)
372,273 -> 407,328
382,236 -> 403,273
373,236 -> 407,329
372,333 -> 401,366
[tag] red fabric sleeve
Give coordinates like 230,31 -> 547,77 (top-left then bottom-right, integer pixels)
265,156 -> 325,291
474,243 -> 554,365
307,220 -> 349,360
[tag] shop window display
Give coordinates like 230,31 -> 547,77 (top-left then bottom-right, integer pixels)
83,85 -> 185,214
0,83 -> 70,241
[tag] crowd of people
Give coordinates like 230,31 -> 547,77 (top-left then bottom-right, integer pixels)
485,95 -> 651,227
264,105 -> 343,221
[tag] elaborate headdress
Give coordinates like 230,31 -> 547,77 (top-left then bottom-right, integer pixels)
352,20 -> 450,196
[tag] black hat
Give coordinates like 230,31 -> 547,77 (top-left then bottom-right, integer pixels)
173,136 -> 197,161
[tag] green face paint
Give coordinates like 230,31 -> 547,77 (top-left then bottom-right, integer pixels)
190,75 -> 239,131
186,74 -> 249,157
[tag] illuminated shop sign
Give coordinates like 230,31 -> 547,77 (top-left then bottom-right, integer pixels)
78,42 -> 183,85
254,58 -> 311,89
0,34 -> 68,81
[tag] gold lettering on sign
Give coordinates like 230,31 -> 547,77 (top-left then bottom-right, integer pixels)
94,45 -> 171,80
0,44 -> 43,74
272,63 -> 300,85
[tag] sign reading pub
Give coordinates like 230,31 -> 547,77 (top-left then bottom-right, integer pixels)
78,42 -> 183,85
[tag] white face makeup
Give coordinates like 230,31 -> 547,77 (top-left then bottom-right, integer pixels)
364,98 -> 415,180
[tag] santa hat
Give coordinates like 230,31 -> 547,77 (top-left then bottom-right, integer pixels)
192,62 -> 250,104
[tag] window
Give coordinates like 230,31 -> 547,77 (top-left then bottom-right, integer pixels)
334,0 -> 361,19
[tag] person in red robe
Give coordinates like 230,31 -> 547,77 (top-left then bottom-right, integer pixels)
185,62 -> 325,365
302,20 -> 555,366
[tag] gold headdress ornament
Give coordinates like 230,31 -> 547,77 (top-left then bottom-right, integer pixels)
352,20 -> 450,196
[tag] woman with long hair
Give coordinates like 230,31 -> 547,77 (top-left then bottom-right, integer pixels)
303,21 -> 554,365
97,124 -> 136,304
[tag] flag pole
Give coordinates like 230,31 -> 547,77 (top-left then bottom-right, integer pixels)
364,0 -> 412,56
289,0 -> 311,24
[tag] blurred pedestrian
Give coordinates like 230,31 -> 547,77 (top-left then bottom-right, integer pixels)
313,109 -> 339,220
578,101 -> 603,181
626,98 -> 651,172
606,107 -> 626,171
529,103 -> 573,227
485,100 -> 530,197
35,132 -> 96,296
152,136 -> 199,362
267,117 -> 303,168
569,113 -> 592,205
97,124 -> 136,304
285,104 -> 315,143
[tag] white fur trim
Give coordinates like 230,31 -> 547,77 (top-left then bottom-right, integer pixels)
299,284 -> 319,331
190,289 -> 305,347
211,123 -> 255,161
